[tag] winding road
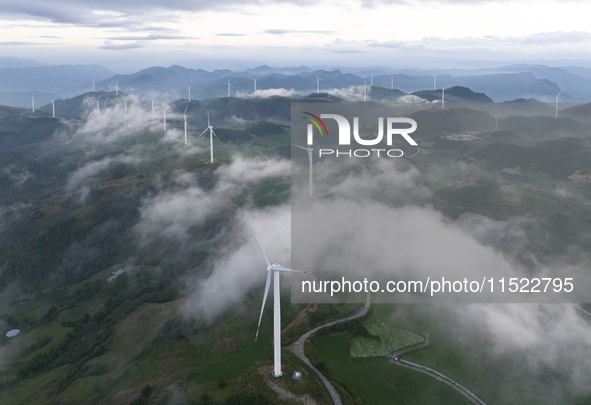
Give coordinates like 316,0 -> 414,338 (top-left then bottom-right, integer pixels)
290,293 -> 371,405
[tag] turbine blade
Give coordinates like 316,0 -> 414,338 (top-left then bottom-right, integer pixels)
255,272 -> 272,341
199,128 -> 208,137
292,144 -> 308,151
207,110 -> 211,127
184,104 -> 188,115
212,129 -> 220,141
270,265 -> 313,274
237,206 -> 271,267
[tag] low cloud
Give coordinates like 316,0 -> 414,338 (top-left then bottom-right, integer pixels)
238,88 -> 298,99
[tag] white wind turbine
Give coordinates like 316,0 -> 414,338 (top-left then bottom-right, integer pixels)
51,99 -> 55,117
162,105 -> 167,131
363,78 -> 367,102
438,84 -> 451,108
187,85 -> 192,102
434,75 -> 437,91
555,88 -> 565,118
92,80 -> 95,92
199,109 -> 219,163
370,74 -> 373,87
390,75 -> 394,90
31,96 -> 35,112
250,76 -> 261,93
226,78 -> 233,98
314,73 -> 323,94
237,206 -> 313,378
292,141 -> 314,197
183,104 -> 189,145
115,81 -> 119,96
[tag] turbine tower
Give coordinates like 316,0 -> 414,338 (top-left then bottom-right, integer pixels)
292,142 -> 314,197
199,109 -> 220,163
31,96 -> 34,112
183,104 -> 189,145
314,74 -> 323,94
434,75 -> 437,91
250,76 -> 261,93
363,78 -> 367,102
237,206 -> 312,378
370,74 -> 373,87
115,81 -> 119,96
187,85 -> 192,102
391,75 -> 394,90
555,88 -> 565,118
92,80 -> 95,92
438,84 -> 451,109
162,105 -> 167,132
51,99 -> 55,117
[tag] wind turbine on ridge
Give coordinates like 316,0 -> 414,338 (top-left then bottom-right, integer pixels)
438,84 -> 451,109
250,76 -> 262,93
555,87 -> 566,118
226,78 -> 233,98
314,73 -> 323,94
390,75 -> 394,90
292,140 -> 314,198
51,99 -> 55,117
183,104 -> 189,145
199,109 -> 220,163
115,81 -> 119,96
237,206 -> 313,378
92,80 -> 95,92
31,96 -> 34,112
187,85 -> 192,102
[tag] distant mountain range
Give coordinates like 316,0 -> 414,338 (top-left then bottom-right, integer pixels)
4,60 -> 591,109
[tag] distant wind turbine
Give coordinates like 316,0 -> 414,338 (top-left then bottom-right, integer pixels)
183,104 -> 189,145
292,142 -> 314,197
438,84 -> 451,109
493,116 -> 498,131
250,76 -> 261,93
370,74 -> 373,87
314,74 -> 323,94
51,99 -> 55,117
390,75 -> 394,90
31,96 -> 34,112
92,80 -> 95,92
226,78 -> 233,98
187,85 -> 192,102
199,109 -> 220,163
363,78 -> 367,102
115,81 -> 119,96
555,87 -> 566,118
237,206 -> 313,378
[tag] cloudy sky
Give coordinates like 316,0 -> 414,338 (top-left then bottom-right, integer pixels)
1,0 -> 591,71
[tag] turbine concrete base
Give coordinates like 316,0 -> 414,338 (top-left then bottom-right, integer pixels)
271,370 -> 283,378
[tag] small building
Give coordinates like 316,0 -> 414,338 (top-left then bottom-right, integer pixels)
292,371 -> 302,380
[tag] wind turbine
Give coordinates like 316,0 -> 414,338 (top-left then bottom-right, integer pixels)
183,104 -> 189,145
226,78 -> 233,98
434,75 -> 437,91
555,88 -> 565,118
370,74 -> 373,87
363,78 -> 367,102
250,76 -> 261,93
438,84 -> 451,109
162,105 -> 167,132
187,85 -> 192,102
314,74 -> 323,94
31,96 -> 34,112
51,99 -> 55,117
92,80 -> 95,92
292,142 -> 314,197
390,75 -> 394,90
199,109 -> 220,163
115,81 -> 119,96
493,116 -> 498,131
237,206 -> 313,378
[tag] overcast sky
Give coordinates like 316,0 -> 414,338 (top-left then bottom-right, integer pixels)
1,0 -> 591,71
